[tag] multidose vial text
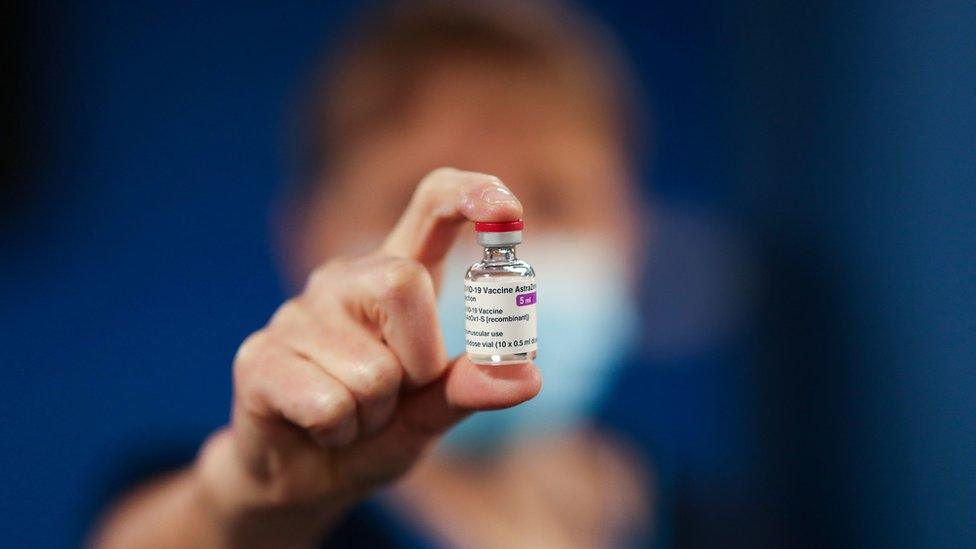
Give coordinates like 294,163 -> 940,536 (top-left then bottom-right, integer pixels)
464,220 -> 538,365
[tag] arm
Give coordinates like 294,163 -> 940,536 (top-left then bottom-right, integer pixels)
91,168 -> 541,548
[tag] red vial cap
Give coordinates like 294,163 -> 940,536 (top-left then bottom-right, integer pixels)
474,220 -> 524,232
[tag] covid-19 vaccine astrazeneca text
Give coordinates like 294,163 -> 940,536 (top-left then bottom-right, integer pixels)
465,220 -> 538,365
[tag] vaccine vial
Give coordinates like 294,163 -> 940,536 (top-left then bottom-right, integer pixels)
464,220 -> 538,365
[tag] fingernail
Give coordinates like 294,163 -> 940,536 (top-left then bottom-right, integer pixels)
481,185 -> 518,205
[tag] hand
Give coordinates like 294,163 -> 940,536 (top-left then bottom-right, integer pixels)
195,168 -> 541,545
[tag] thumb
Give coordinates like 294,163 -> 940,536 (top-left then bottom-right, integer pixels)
398,356 -> 542,439
334,357 -> 540,488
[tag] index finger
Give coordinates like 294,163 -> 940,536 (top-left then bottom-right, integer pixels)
380,167 -> 523,278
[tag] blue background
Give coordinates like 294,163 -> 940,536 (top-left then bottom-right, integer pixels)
2,1 -> 974,547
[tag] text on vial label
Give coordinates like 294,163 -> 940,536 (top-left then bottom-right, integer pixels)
464,278 -> 538,355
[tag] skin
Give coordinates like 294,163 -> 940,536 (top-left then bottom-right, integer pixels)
95,169 -> 541,548
299,65 -> 650,548
94,64 -> 649,548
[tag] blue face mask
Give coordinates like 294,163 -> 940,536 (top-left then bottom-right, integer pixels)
437,235 -> 640,455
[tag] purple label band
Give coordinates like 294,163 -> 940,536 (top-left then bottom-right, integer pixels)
516,291 -> 537,306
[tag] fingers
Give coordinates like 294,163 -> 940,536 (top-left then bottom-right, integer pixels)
380,167 -> 523,278
267,299 -> 403,436
223,168 -> 538,508
398,355 -> 542,440
234,331 -> 359,450
304,256 -> 447,387
232,325 -> 541,476
336,355 -> 541,488
234,325 -> 541,461
297,168 -> 521,387
284,249 -> 539,449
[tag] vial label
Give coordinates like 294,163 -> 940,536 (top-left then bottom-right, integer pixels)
464,277 -> 538,355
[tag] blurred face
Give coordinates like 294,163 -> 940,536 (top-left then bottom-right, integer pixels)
295,61 -> 641,278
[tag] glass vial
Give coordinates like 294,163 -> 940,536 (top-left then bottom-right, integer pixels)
464,220 -> 538,365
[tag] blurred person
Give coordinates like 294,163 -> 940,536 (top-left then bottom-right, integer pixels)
93,1 -> 653,547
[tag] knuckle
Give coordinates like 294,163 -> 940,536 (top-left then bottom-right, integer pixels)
424,166 -> 458,182
232,331 -> 280,411
268,299 -> 301,327
234,330 -> 274,375
267,299 -> 315,339
350,354 -> 401,402
304,263 -> 339,295
297,388 -> 356,432
415,167 -> 457,199
378,257 -> 429,302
